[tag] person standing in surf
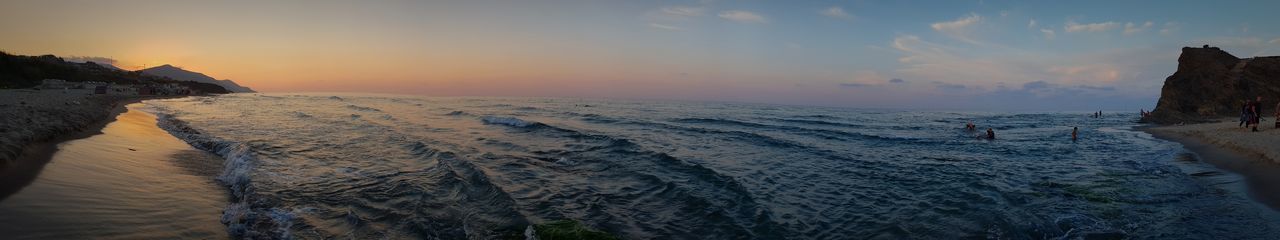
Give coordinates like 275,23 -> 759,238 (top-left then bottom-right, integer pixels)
1072,127 -> 1078,141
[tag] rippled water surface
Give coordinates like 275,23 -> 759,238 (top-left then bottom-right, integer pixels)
144,94 -> 1280,239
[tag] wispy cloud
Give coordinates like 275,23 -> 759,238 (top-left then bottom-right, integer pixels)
932,81 -> 968,90
1122,21 -> 1153,35
1271,38 -> 1280,44
820,6 -> 852,19
1160,22 -> 1179,35
930,13 -> 982,44
648,23 -> 684,31
661,6 -> 704,17
839,71 -> 897,88
1028,19 -> 1037,29
839,83 -> 872,88
1064,21 -> 1119,33
719,10 -> 766,23
1040,29 -> 1056,39
888,33 -> 1165,96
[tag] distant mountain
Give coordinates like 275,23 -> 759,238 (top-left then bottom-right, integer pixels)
139,64 -> 255,93
65,61 -> 123,70
0,51 -> 230,93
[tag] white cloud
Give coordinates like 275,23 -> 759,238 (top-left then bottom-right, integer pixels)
1160,22 -> 1179,35
931,13 -> 982,44
1122,21 -> 1153,35
1028,19 -> 1037,29
1041,29 -> 1056,39
888,34 -> 1166,95
931,13 -> 981,32
661,6 -> 704,17
1064,21 -> 1119,33
719,10 -> 766,23
648,23 -> 684,31
1270,38 -> 1280,44
820,6 -> 852,19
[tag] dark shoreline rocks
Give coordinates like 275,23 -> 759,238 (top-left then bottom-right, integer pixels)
1147,46 -> 1280,124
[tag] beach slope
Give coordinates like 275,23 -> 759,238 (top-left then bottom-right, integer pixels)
0,89 -> 175,199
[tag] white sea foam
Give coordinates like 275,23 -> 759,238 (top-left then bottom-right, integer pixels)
151,111 -> 294,239
482,116 -> 538,127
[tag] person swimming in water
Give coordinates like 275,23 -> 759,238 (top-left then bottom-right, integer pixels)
1072,127 -> 1078,141
965,121 -> 976,131
986,128 -> 995,140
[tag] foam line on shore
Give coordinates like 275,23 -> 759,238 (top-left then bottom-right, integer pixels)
1143,121 -> 1280,210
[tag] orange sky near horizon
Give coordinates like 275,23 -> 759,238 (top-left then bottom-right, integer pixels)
6,0 -> 1277,110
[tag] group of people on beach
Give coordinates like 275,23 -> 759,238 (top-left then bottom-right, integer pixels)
1238,97 -> 1276,132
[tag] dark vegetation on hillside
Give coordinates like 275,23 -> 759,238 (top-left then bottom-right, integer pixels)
0,51 -> 230,94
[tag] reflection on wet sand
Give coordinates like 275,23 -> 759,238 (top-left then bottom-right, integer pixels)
0,104 -> 228,239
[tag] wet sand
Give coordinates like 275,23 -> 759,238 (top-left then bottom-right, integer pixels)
0,89 -> 175,200
1146,119 -> 1280,210
0,104 -> 228,238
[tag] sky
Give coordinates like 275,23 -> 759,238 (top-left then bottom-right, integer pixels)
3,0 -> 1279,110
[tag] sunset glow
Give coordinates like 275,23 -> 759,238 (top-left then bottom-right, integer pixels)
3,0 -> 1279,109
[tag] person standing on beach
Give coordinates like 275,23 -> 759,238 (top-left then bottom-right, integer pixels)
1242,99 -> 1251,128
1274,99 -> 1280,128
1250,97 -> 1262,132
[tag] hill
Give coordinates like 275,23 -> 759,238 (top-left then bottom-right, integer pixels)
0,51 -> 230,94
139,64 -> 255,93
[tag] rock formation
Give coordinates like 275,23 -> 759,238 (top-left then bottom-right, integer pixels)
1147,46 -> 1280,124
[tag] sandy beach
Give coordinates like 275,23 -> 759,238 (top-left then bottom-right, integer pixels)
0,104 -> 228,239
1145,119 -> 1280,209
0,89 -> 183,200
1146,118 -> 1280,164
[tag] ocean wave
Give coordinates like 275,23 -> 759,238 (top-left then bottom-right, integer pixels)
484,120 -> 786,238
345,105 -> 382,112
154,113 -> 292,239
673,117 -> 927,144
481,116 -> 544,128
762,117 -> 866,129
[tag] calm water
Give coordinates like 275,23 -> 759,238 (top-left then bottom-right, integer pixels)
139,93 -> 1280,239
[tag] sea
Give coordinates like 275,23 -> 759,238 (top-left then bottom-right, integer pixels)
129,93 -> 1280,239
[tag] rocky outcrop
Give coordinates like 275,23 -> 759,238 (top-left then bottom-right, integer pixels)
1147,46 -> 1280,124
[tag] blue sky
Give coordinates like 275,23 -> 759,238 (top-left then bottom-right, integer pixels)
3,0 -> 1279,111
626,0 -> 1280,110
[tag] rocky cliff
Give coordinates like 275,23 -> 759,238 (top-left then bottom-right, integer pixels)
1147,46 -> 1280,124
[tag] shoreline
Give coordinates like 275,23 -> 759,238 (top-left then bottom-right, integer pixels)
0,89 -> 194,201
0,103 -> 229,238
1143,120 -> 1280,210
